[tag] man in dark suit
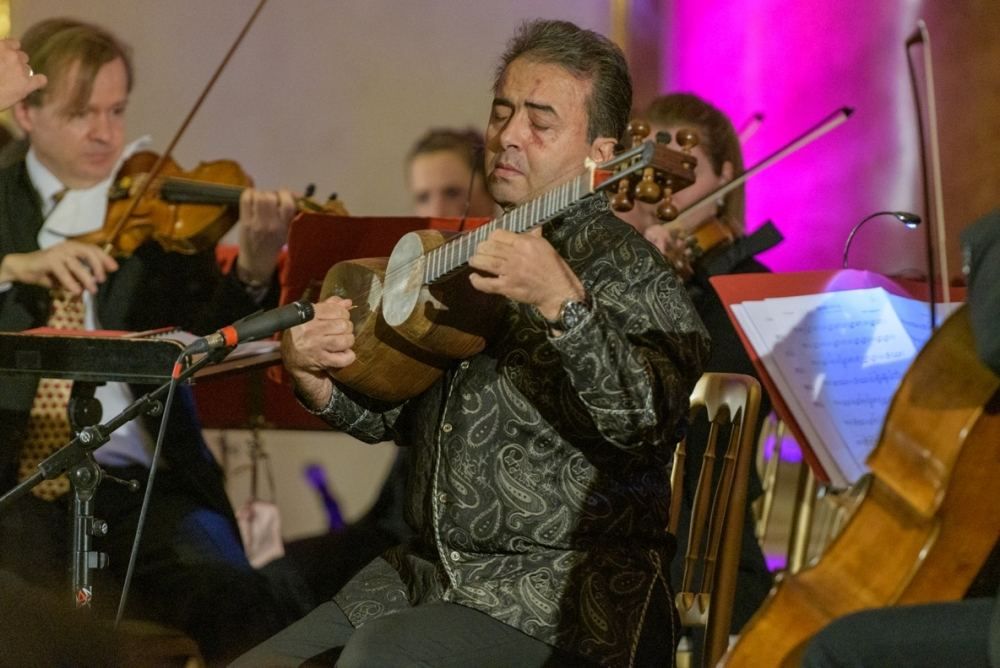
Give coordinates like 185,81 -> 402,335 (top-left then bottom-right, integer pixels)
0,17 -> 306,663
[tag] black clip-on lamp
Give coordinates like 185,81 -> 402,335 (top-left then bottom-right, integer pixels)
842,210 -> 922,269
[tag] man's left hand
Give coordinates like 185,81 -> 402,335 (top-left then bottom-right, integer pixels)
468,228 -> 584,321
235,188 -> 296,285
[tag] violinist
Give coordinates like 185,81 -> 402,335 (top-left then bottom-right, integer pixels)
618,93 -> 775,637
0,17 -> 308,663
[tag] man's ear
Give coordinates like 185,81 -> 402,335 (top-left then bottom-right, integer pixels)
12,101 -> 34,134
589,137 -> 617,164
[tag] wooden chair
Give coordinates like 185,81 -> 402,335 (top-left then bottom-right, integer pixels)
669,373 -> 762,668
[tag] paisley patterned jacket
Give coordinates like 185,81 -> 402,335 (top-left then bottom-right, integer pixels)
311,196 -> 709,666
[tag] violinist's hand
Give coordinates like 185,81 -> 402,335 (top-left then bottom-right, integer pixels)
0,241 -> 118,295
644,224 -> 692,277
235,187 -> 296,286
468,228 -> 585,324
0,39 -> 47,110
281,296 -> 356,409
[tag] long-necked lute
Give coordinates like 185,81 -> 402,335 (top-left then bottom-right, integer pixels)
320,140 -> 695,401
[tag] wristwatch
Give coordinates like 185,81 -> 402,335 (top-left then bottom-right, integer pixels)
544,294 -> 592,335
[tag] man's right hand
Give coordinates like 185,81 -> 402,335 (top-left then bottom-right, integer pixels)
281,296 -> 356,409
0,241 -> 118,294
0,39 -> 47,110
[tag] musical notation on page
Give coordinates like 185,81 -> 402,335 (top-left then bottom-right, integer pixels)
732,287 -> 961,487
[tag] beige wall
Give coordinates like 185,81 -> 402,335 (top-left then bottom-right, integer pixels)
12,0 -> 610,216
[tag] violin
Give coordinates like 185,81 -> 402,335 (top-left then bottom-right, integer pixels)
646,214 -> 738,281
74,150 -> 348,257
71,0 -> 351,258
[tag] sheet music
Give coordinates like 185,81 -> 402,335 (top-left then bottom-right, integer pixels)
733,287 -> 952,487
885,292 -> 963,351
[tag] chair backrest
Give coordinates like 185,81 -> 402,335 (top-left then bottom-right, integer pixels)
669,372 -> 762,668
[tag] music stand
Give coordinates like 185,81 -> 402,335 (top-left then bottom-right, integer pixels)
709,268 -> 965,484
0,337 -> 229,608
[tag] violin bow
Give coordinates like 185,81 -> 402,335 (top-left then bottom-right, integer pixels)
101,0 -> 270,253
737,112 -> 764,144
907,19 -> 951,322
667,106 -> 854,232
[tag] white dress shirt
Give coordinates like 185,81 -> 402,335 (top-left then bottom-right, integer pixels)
27,138 -> 156,468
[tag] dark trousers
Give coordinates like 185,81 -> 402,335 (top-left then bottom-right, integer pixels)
802,598 -> 997,668
233,599 -> 601,667
0,465 -> 312,664
235,564 -> 677,668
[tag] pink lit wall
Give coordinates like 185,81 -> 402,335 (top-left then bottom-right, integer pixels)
658,1 -> 978,276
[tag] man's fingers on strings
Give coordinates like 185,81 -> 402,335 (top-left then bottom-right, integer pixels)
489,229 -> 519,244
71,266 -> 100,294
77,250 -> 115,284
327,349 -> 356,369
468,253 -> 503,276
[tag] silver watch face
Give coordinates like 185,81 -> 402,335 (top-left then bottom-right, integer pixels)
560,299 -> 589,330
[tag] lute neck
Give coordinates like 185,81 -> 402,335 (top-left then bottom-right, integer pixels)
423,171 -> 593,284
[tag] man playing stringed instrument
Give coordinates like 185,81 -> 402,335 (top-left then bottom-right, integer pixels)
254,19 -> 709,667
0,17 -> 310,663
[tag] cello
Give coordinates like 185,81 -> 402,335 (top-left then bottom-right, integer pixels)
721,303 -> 1000,666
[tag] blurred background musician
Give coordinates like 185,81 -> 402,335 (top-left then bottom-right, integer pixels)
0,17 -> 309,663
406,126 -> 495,220
617,92 -> 775,637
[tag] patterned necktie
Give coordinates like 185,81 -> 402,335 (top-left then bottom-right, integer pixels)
18,289 -> 87,500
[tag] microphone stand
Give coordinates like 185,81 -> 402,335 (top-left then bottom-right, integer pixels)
0,346 -> 231,609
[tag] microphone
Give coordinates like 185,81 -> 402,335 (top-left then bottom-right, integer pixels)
183,301 -> 315,354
